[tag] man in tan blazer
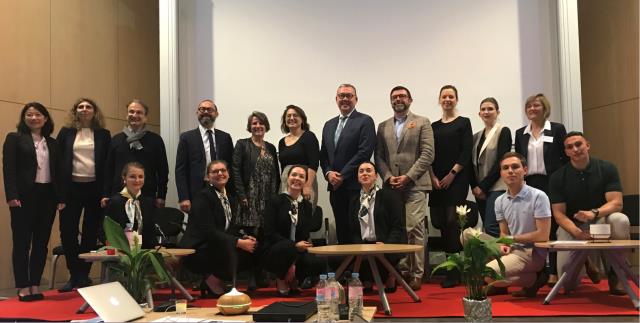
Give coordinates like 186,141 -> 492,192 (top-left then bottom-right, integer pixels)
375,86 -> 434,290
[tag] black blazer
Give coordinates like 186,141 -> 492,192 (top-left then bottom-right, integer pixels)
320,110 -> 376,191
57,127 -> 111,197
514,121 -> 568,176
104,193 -> 157,249
2,132 -> 63,202
262,193 -> 313,247
232,138 -> 280,200
104,131 -> 169,199
179,185 -> 240,250
175,128 -> 234,202
347,188 -> 407,244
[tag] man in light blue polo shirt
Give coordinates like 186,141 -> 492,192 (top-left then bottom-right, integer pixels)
462,152 -> 551,297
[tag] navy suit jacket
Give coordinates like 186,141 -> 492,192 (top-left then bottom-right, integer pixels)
175,128 -> 234,202
57,127 -> 111,200
320,110 -> 376,191
514,121 -> 568,176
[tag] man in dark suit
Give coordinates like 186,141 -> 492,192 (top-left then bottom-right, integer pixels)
320,83 -> 376,244
175,99 -> 234,212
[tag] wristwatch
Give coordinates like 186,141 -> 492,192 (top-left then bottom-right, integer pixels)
450,169 -> 457,175
591,208 -> 600,218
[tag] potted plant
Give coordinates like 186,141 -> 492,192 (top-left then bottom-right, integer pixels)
102,216 -> 171,304
431,205 -> 513,322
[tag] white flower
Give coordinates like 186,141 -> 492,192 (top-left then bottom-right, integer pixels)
456,205 -> 471,216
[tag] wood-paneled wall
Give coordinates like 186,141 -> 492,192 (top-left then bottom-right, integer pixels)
0,0 -> 159,290
579,0 -> 639,195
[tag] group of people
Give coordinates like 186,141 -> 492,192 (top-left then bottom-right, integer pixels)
3,83 -> 630,302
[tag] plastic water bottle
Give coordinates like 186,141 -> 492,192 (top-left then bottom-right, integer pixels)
326,272 -> 339,321
315,274 -> 331,323
348,273 -> 363,321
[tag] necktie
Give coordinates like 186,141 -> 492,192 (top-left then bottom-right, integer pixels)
334,116 -> 346,146
206,129 -> 217,161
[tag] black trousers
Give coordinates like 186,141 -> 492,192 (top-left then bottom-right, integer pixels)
59,181 -> 102,281
10,183 -> 57,288
430,206 -> 463,254
329,188 -> 359,244
260,239 -> 326,281
183,243 -> 256,282
525,174 -> 558,274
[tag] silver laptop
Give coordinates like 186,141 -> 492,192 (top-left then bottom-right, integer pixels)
78,282 -> 145,322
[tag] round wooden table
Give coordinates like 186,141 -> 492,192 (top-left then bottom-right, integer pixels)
308,244 -> 423,315
535,240 -> 639,308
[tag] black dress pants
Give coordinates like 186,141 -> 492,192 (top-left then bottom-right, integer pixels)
10,183 -> 57,288
329,188 -> 359,244
183,243 -> 256,282
260,239 -> 326,280
59,181 -> 102,281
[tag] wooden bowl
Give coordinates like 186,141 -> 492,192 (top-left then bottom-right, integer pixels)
216,288 -> 251,315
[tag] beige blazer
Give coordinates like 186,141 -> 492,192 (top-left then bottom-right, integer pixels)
375,111 -> 434,191
472,124 -> 507,192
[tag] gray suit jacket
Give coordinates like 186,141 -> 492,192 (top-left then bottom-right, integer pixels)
375,111 -> 434,191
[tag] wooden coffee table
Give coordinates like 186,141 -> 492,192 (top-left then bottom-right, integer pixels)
308,244 -> 422,315
535,240 -> 639,309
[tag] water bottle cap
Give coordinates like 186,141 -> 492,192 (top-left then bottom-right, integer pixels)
319,274 -> 327,279
352,272 -> 359,278
328,272 -> 335,278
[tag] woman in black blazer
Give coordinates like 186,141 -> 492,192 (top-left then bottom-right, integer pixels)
3,102 -> 64,301
260,165 -> 325,296
514,93 -> 568,285
104,162 -> 157,249
348,161 -> 407,292
180,160 -> 257,297
57,98 -> 111,292
232,111 -> 280,233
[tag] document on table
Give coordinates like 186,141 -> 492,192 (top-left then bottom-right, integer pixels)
550,240 -> 589,245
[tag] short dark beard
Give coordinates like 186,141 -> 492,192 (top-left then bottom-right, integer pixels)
393,103 -> 408,113
199,116 -> 214,128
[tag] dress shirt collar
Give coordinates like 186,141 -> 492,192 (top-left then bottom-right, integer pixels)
523,120 -> 551,135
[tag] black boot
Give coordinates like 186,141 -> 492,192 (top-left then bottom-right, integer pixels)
440,269 -> 460,288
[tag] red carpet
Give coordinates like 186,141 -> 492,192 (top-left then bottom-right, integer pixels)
0,279 -> 637,321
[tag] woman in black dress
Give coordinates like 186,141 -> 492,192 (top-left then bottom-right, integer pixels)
514,93 -> 568,285
104,162 -> 157,249
57,98 -> 111,292
278,105 -> 320,208
3,102 -> 64,301
428,85 -> 473,288
260,165 -> 325,296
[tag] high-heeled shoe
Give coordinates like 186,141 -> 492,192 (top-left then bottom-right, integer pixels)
17,289 -> 34,302
30,286 -> 44,301
276,278 -> 290,297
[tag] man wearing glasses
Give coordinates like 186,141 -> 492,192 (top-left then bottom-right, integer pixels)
320,84 -> 376,244
176,99 -> 235,212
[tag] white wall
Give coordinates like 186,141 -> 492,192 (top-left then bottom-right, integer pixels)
177,0 -> 561,240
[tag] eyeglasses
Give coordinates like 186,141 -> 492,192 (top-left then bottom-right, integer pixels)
198,107 -> 216,113
337,93 -> 355,100
208,168 -> 228,174
391,94 -> 409,100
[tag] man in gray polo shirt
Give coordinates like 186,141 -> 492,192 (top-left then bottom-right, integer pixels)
462,152 -> 551,297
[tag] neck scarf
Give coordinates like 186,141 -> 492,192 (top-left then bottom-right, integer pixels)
120,187 -> 143,234
214,186 -> 232,230
123,126 -> 148,150
358,185 -> 379,219
285,193 -> 303,241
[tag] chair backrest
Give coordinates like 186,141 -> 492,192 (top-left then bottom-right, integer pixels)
623,194 -> 639,227
155,206 -> 185,237
309,205 -> 324,232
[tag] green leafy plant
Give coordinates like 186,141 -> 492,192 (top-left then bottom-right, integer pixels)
431,205 -> 514,300
103,217 -> 171,302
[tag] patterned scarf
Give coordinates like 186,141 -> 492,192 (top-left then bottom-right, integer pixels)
123,126 -> 148,150
214,187 -> 232,230
120,187 -> 143,234
285,193 -> 303,241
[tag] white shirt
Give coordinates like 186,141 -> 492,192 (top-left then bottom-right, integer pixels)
33,134 -> 51,183
199,124 -> 217,175
523,120 -> 551,175
72,128 -> 96,182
